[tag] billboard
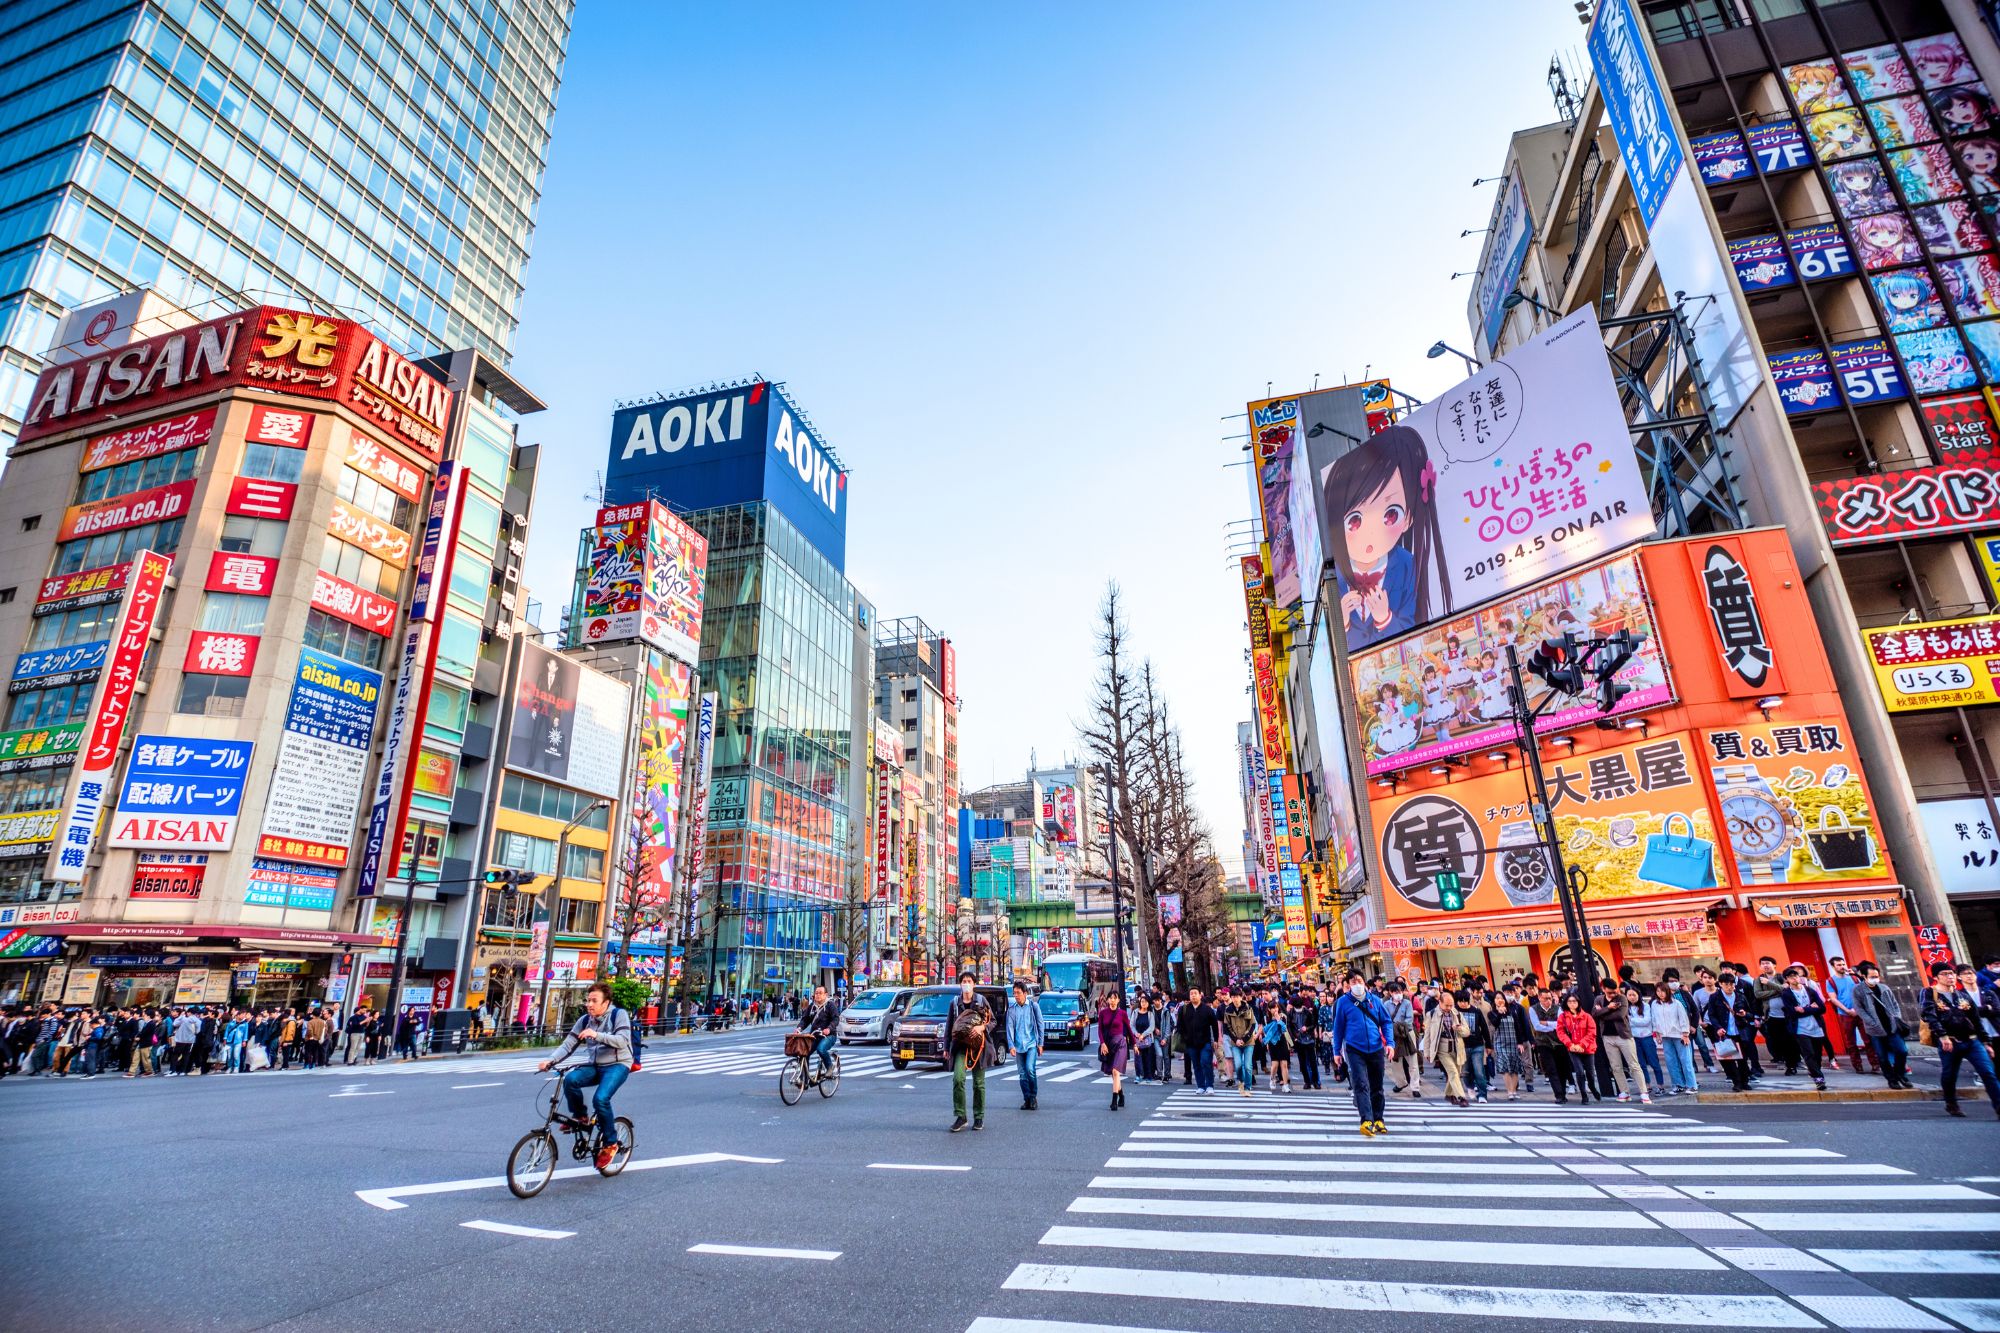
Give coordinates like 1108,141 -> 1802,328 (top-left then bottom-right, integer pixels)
1864,613 -> 2000,712
1349,548 -> 1673,775
507,642 -> 580,780
107,737 -> 254,851
1306,609 -> 1364,890
1471,170 -> 1533,358
1815,450 -> 2000,545
1241,555 -> 1292,769
1703,720 -> 1891,885
1041,782 -> 1078,846
10,641 -> 108,695
631,654 -> 694,910
604,380 -> 846,570
257,649 -> 382,868
79,408 -> 215,472
577,501 -> 709,665
1313,308 -> 1653,654
1246,395 -> 1303,608
1919,797 -> 2000,896
50,549 -> 170,883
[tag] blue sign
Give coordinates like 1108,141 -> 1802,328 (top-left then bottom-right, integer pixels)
284,649 -> 382,747
1769,348 -> 1841,415
1832,337 -> 1911,404
818,951 -> 845,969
1727,234 -> 1794,291
1589,0 -> 1682,227
114,736 -> 254,816
9,639 -> 108,692
87,953 -> 186,967
1698,122 -> 1813,184
1787,224 -> 1854,282
605,380 -> 848,570
1747,122 -> 1811,175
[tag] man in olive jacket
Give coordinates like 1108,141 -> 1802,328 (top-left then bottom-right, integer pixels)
946,975 -> 995,1133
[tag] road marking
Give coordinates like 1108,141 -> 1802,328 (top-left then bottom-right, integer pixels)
1645,1210 -> 1752,1230
330,1090 -> 394,1097
1814,1249 -> 2000,1274
966,1320 -> 1185,1333
869,1163 -> 972,1172
1711,1246 -> 1834,1272
689,1244 -> 839,1261
1051,1068 -> 1099,1083
453,1082 -> 505,1090
999,1262 -> 1816,1324
1089,1175 -> 1603,1200
461,1220 -> 574,1240
1632,1163 -> 1907,1178
1684,1184 -> 1992,1201
355,1152 -> 781,1210
1736,1212 -> 2000,1233
1111,1150 -> 1565,1175
1604,1148 -> 1840,1159
1039,1224 -> 1723,1271
1791,1294 -> 1953,1330
1069,1196 -> 1655,1229
1129,1134 -> 1535,1156
1915,1298 -> 2000,1330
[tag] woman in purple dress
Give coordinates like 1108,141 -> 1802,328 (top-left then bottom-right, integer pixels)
1097,990 -> 1135,1111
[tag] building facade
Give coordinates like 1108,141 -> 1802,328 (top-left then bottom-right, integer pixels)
874,614 -> 961,979
0,0 -> 574,450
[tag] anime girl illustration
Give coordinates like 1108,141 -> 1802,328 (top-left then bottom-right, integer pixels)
1896,327 -> 1978,393
1910,33 -> 1974,90
1854,211 -> 1926,269
1830,160 -> 1899,217
1786,59 -> 1852,114
1913,201 -> 1991,255
1476,650 -> 1511,722
1954,137 -> 2000,195
1324,425 -> 1448,652
1870,269 -> 1946,331
1865,96 -> 1941,151
1932,83 -> 1997,137
1942,256 -> 2000,320
1843,43 -> 1914,99
1807,108 -> 1875,161
1369,682 -> 1419,755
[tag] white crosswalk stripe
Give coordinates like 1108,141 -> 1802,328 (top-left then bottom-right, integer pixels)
960,1090 -> 2000,1331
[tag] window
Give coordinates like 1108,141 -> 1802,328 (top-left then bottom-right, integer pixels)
436,611 -> 479,679
240,442 -> 305,483
75,445 -> 201,503
25,604 -> 118,651
554,896 -> 599,936
4,682 -> 97,729
21,516 -> 38,532
499,773 -> 610,829
427,681 -> 469,735
335,465 -> 415,529
199,592 -> 268,635
219,516 -> 287,557
50,517 -> 185,573
0,588 -> 13,605
319,534 -> 398,596
302,607 -> 385,668
176,673 -> 248,716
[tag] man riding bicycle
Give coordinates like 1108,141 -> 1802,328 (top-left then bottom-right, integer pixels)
537,981 -> 631,1170
797,984 -> 841,1077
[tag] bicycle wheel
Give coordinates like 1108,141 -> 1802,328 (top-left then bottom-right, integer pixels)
507,1129 -> 557,1199
597,1117 -> 635,1176
778,1056 -> 806,1105
818,1052 -> 841,1098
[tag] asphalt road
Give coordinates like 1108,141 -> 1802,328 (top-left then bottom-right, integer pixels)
4,1027 -> 1998,1332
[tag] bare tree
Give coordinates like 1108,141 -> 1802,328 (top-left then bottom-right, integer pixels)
606,814 -> 666,987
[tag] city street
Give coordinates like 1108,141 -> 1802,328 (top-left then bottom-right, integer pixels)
6,1025 -> 1999,1333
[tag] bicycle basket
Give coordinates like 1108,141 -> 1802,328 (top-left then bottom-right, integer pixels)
784,1032 -> 815,1059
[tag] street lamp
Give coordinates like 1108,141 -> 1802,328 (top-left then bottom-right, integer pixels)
1306,421 -> 1363,446
535,795 -> 611,1033
1426,340 -> 1482,375
1503,290 -> 1560,326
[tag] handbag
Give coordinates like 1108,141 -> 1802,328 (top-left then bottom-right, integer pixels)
1804,806 -> 1877,872
246,1044 -> 271,1071
1712,1036 -> 1740,1061
1637,812 -> 1716,889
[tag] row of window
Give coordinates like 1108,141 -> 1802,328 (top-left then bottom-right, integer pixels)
74,441 -> 202,504
50,516 -> 184,580
494,829 -> 606,885
4,680 -> 94,731
0,773 -> 67,815
499,772 -> 611,831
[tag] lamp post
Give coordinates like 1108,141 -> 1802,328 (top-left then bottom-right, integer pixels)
535,796 -> 611,1034
1503,290 -> 1560,322
1426,340 -> 1482,375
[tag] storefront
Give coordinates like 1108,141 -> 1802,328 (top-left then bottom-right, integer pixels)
31,922 -> 379,1008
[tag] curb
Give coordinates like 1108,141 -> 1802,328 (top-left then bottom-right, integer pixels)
1694,1087 -> 1938,1104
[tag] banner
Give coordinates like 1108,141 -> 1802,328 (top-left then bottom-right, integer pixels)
1246,397 -> 1303,608
107,736 -> 254,850
1919,797 -> 2000,895
1241,554 -> 1292,769
1770,349 -> 1841,416
79,408 -> 214,472
684,690 -> 717,904
244,858 -> 339,911
631,654 -> 694,910
129,853 -> 207,901
0,721 -> 85,772
1702,719 -> 1891,885
51,549 -> 170,882
578,502 -> 710,665
1314,308 -> 1653,653
1814,452 -> 2000,545
1349,548 -> 1673,776
1690,120 -> 1811,185
1370,730 -> 1716,922
257,649 -> 382,867
9,640 -> 107,694
1863,613 -> 2000,711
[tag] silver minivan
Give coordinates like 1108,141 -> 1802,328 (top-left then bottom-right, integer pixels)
837,987 -> 916,1044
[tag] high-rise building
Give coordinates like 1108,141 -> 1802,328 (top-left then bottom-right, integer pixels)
874,615 -> 961,978
0,0 -> 575,449
600,380 -> 868,999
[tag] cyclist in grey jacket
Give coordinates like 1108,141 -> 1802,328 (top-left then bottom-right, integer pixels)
538,982 -> 632,1168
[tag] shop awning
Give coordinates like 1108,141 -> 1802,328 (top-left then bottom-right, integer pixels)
1372,901 -> 1726,954
38,922 -> 382,951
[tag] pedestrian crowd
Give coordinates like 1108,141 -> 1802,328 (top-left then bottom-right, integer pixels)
0,1002 -> 438,1079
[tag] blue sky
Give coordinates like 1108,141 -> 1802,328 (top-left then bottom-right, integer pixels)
510,2 -> 1590,868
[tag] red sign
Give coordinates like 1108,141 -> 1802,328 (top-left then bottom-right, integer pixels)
17,305 -> 452,461
129,860 -> 206,901
431,973 -> 453,1010
57,478 -> 195,542
309,569 -> 398,634
226,475 -> 297,520
254,833 -> 352,867
244,404 -> 315,449
344,435 -> 424,501
37,562 -> 131,607
1921,393 -> 2000,455
1918,923 -> 1956,967
80,409 -> 215,472
1813,453 -> 2000,546
204,552 -> 279,596
942,639 -> 957,705
183,631 -> 259,677
328,496 -> 411,566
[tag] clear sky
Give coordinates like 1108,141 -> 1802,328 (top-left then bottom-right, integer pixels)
509,2 -> 1591,872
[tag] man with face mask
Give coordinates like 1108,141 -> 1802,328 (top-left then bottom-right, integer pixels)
1330,973 -> 1395,1137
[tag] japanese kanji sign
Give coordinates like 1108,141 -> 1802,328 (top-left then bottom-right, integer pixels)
225,475 -> 297,521
49,549 -> 171,883
1813,447 -> 2000,546
183,630 -> 259,678
243,404 -> 314,449
257,648 -> 381,867
79,408 -> 214,473
9,640 -> 108,695
344,434 -> 424,502
1919,796 -> 2000,895
203,552 -> 279,597
1688,535 -> 1786,696
328,495 -> 411,567
107,736 -> 254,851
1863,612 -> 2000,712
36,562 -> 131,612
1702,719 -> 1891,885
309,569 -> 397,635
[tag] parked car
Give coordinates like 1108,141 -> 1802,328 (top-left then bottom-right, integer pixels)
888,984 -> 1015,1070
837,987 -> 915,1044
1037,991 -> 1092,1050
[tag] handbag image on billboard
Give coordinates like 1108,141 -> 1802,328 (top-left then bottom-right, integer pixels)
1805,806 -> 1878,872
1637,812 -> 1717,890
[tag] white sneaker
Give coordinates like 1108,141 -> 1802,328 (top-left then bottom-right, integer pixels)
1640,1095 -> 1652,1104
1615,1092 -> 1630,1101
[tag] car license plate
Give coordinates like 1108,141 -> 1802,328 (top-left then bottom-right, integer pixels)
899,1048 -> 915,1059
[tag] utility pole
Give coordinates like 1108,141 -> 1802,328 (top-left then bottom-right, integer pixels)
380,842 -> 423,1047
535,796 -> 610,1034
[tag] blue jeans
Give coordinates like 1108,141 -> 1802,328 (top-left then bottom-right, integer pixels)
1636,1034 -> 1666,1088
1869,1032 -> 1909,1085
562,1063 -> 630,1145
1941,1037 -> 2000,1110
813,1032 -> 837,1071
1016,1046 -> 1039,1101
1232,1040 -> 1256,1089
1193,1042 -> 1214,1091
1463,1044 -> 1489,1097
1660,1036 -> 1697,1090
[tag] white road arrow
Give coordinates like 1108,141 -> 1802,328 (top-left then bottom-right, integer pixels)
355,1151 -> 782,1210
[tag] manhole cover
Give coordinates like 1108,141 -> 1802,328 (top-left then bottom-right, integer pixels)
1159,1110 -> 1241,1120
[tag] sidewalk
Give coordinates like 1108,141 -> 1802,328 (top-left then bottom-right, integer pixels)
1692,1045 -> 1947,1104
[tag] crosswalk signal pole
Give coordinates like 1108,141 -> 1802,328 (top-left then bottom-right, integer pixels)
1505,644 -> 1598,999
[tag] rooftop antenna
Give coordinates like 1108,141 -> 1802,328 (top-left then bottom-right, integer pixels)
1549,54 -> 1581,123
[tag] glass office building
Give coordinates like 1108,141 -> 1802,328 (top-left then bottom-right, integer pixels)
689,501 -> 864,998
0,0 -> 573,448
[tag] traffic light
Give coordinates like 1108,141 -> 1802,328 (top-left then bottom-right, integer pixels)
1593,630 -> 1641,715
483,868 -> 539,889
1526,633 -> 1586,695
1435,871 -> 1465,912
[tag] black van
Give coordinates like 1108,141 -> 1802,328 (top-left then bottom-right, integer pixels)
886,984 -> 1016,1071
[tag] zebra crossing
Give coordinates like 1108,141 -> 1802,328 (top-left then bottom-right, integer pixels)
963,1088 -> 2000,1332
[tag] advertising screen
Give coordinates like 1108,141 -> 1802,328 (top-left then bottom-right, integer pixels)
1348,548 -> 1672,776
1306,616 -> 1364,890
630,655 -> 694,910
1246,395 -> 1302,609
1312,308 -> 1653,655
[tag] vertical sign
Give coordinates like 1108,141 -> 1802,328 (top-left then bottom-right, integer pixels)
684,691 -> 717,906
50,549 -> 172,882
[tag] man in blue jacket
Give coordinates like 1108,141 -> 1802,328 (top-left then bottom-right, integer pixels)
1005,980 -> 1046,1110
1330,973 -> 1395,1137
